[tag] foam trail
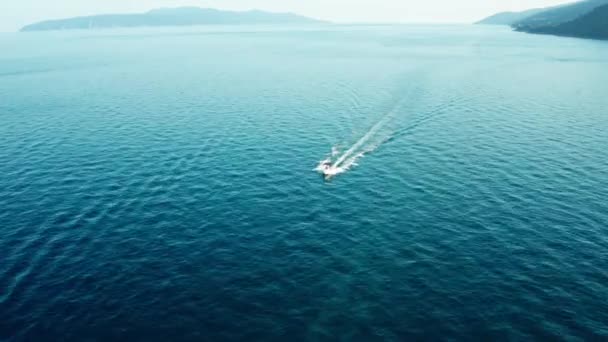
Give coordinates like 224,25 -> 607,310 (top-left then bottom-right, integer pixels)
339,133 -> 392,170
316,94 -> 409,178
335,115 -> 388,167
331,146 -> 340,157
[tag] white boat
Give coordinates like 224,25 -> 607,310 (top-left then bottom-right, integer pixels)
317,160 -> 342,179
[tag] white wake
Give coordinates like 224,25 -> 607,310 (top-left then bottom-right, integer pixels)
316,100 -> 403,178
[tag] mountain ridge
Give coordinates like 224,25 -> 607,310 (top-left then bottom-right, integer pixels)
20,7 -> 325,32
476,0 -> 608,40
513,0 -> 608,29
521,4 -> 608,40
475,9 -> 544,25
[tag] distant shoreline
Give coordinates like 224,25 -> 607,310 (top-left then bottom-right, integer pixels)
477,0 -> 608,41
20,7 -> 326,32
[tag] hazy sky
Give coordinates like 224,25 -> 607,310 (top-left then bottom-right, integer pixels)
2,0 -> 575,32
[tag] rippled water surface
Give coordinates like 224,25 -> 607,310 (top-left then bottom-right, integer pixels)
1,25 -> 608,341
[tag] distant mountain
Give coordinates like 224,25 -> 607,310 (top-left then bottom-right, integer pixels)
522,4 -> 608,39
476,0 -> 608,27
20,7 -> 325,32
477,0 -> 608,40
476,9 -> 544,25
513,0 -> 608,30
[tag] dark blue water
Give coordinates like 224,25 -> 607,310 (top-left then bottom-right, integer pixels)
1,25 -> 608,341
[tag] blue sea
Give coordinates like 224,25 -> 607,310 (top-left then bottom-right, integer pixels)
1,24 -> 607,341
